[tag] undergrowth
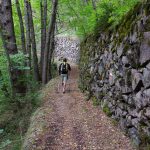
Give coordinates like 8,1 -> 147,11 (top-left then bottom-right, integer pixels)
0,81 -> 41,150
0,54 -> 58,149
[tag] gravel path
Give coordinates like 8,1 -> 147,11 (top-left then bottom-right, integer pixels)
23,66 -> 136,150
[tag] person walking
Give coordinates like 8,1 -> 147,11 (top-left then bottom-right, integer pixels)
59,58 -> 71,93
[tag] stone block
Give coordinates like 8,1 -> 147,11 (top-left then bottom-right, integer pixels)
143,68 -> 150,88
145,107 -> 150,119
134,91 -> 149,109
134,92 -> 143,109
98,62 -> 104,75
128,127 -> 141,146
126,45 -> 140,68
132,69 -> 143,92
115,107 -> 123,118
140,32 -> 150,65
122,86 -> 133,95
122,56 -> 130,67
146,62 -> 150,70
117,43 -> 124,57
143,88 -> 150,97
131,118 -> 139,128
119,118 -> 127,132
109,72 -> 115,86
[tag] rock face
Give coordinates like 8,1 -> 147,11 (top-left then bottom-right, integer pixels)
54,36 -> 80,63
79,2 -> 150,146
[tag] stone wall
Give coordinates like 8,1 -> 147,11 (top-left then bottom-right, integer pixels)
54,36 -> 80,63
79,2 -> 150,146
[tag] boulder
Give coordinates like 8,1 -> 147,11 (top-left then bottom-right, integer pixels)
140,32 -> 150,65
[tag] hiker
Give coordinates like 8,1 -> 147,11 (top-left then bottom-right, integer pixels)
59,58 -> 71,93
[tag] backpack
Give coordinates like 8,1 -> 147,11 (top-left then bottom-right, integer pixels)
60,63 -> 68,74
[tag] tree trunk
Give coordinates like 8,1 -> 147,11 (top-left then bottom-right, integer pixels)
0,0 -> 26,96
24,0 -> 31,69
47,29 -> 55,81
40,0 -> 47,76
28,1 -> 41,82
15,0 -> 26,54
42,0 -> 58,84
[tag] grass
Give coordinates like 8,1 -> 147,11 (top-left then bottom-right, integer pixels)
92,97 -> 100,106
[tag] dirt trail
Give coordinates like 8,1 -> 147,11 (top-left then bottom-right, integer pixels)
23,66 -> 136,150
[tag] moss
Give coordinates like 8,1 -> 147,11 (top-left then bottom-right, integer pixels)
123,44 -> 130,54
144,2 -> 150,16
102,105 -> 112,117
92,97 -> 100,106
139,134 -> 150,149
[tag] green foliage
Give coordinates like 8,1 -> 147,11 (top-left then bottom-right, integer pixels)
0,139 -> 12,149
102,105 -> 112,117
0,54 -> 11,112
0,88 -> 41,150
51,62 -> 58,78
59,0 -> 139,37
10,52 -> 30,70
92,97 -> 100,106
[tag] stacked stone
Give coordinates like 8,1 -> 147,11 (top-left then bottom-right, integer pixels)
54,36 -> 80,63
79,2 -> 150,146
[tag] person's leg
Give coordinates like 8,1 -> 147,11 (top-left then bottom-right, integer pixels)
61,74 -> 64,86
62,75 -> 67,93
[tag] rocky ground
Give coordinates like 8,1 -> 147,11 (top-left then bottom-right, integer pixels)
23,66 -> 136,150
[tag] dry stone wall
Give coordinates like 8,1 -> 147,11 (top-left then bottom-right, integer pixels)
79,2 -> 150,146
54,36 -> 80,63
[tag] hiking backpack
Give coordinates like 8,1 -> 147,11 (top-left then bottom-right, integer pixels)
60,63 -> 68,74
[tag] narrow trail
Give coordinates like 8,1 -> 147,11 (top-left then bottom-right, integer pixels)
24,66 -> 135,150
